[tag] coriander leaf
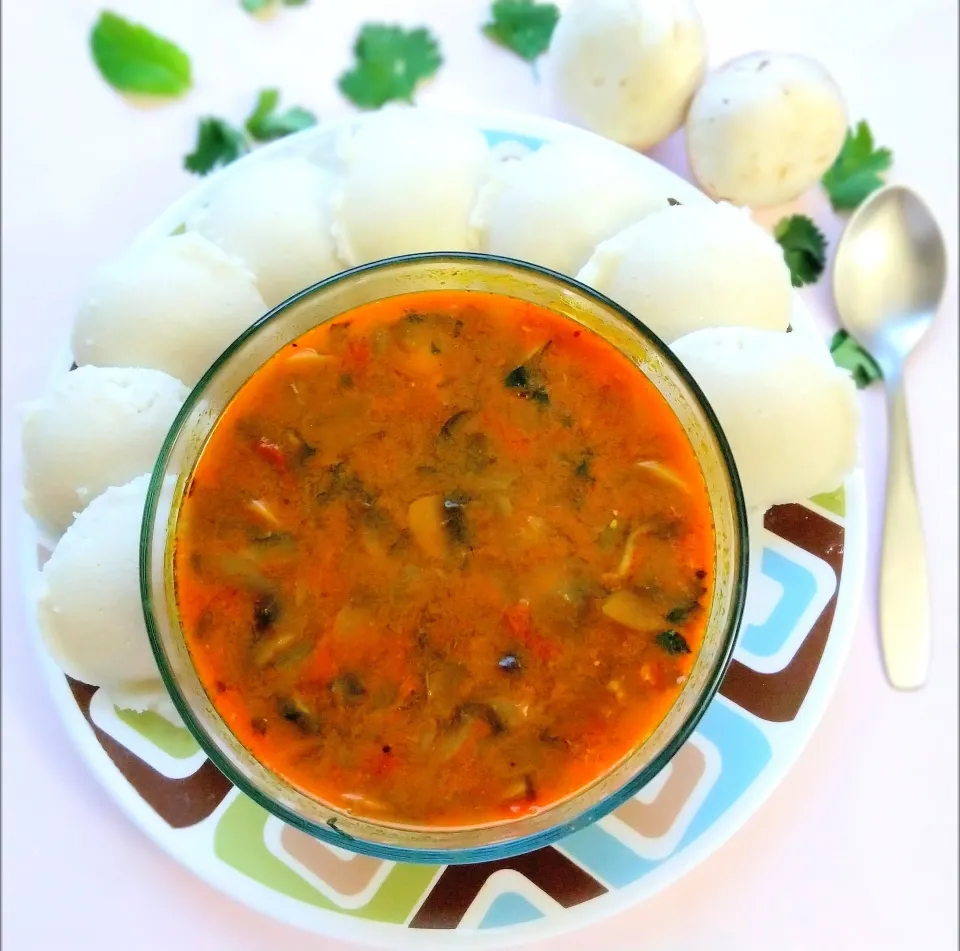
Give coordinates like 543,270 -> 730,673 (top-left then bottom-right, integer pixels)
283,0 -> 310,5
774,214 -> 827,287
246,88 -> 279,129
184,118 -> 249,176
90,11 -> 192,96
655,630 -> 691,655
245,88 -> 317,141
822,120 -> 893,211
830,330 -> 884,389
483,0 -> 560,63
338,24 -> 442,109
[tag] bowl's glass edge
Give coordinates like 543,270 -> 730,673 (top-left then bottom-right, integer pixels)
140,251 -> 749,865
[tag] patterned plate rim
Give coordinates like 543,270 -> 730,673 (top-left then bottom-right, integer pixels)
16,108 -> 868,949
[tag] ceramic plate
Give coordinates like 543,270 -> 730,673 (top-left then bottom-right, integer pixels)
19,110 -> 866,949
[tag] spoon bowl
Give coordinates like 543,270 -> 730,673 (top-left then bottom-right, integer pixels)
832,184 -> 947,690
834,185 -> 947,371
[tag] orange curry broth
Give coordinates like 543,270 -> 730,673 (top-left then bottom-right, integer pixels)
174,289 -> 714,826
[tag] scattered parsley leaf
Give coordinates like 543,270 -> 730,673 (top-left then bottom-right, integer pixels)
822,121 -> 893,211
655,631 -> 691,655
338,24 -> 442,109
830,330 -> 884,389
184,118 -> 249,176
482,0 -> 560,64
90,11 -> 192,96
245,88 -> 317,141
774,214 -> 828,287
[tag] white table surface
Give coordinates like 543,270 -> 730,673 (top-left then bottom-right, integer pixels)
2,0 -> 957,948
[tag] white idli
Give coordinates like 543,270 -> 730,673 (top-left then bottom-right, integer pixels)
109,683 -> 183,725
671,326 -> 859,510
72,232 -> 267,386
188,157 -> 342,309
334,108 -> 489,265
37,474 -> 161,690
578,202 -> 792,343
548,0 -> 707,149
471,140 -> 667,276
686,52 -> 848,208
22,366 -> 187,537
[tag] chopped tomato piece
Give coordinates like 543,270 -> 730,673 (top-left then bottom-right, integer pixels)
254,437 -> 287,472
347,339 -> 371,371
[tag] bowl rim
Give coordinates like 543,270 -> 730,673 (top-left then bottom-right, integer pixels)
140,250 -> 749,864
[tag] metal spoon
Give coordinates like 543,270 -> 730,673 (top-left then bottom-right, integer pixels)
833,184 -> 947,690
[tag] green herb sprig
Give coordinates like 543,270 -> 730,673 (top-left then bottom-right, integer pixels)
774,215 -> 828,288
90,12 -> 192,97
830,330 -> 884,389
184,89 -> 317,176
483,0 -> 560,64
338,24 -> 443,109
822,121 -> 893,211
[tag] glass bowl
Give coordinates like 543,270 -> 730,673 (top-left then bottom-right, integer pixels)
141,252 -> 748,865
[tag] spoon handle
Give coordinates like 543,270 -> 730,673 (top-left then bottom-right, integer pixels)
880,370 -> 931,689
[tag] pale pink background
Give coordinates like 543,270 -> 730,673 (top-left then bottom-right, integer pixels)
2,1 -> 957,948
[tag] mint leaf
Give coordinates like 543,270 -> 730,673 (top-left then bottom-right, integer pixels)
338,24 -> 442,109
245,89 -> 317,142
184,118 -> 249,176
830,330 -> 883,389
774,214 -> 828,287
483,0 -> 560,63
90,11 -> 192,96
822,121 -> 893,211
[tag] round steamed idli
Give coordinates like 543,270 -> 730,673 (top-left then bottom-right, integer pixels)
578,202 -> 792,343
72,232 -> 267,386
110,683 -> 182,724
686,52 -> 848,208
188,157 -> 342,309
37,474 -> 162,689
671,326 -> 859,510
334,109 -> 490,265
471,140 -> 667,277
22,365 -> 187,537
548,0 -> 707,149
